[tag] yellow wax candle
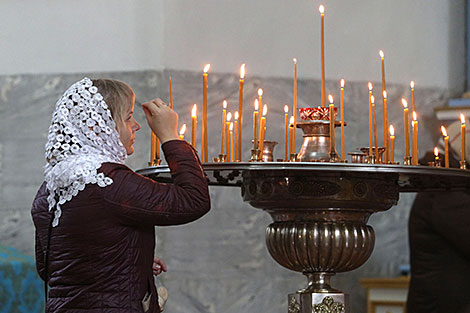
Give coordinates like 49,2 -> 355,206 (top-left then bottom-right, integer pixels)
372,95 -> 378,162
289,116 -> 295,157
169,76 -> 173,110
383,90 -> 389,163
461,114 -> 466,163
179,124 -> 186,140
202,64 -> 210,162
319,5 -> 326,108
293,58 -> 298,146
253,99 -> 259,150
234,112 -> 239,161
226,112 -> 232,161
402,99 -> 410,160
259,104 -> 267,159
441,126 -> 449,168
412,111 -> 418,165
410,81 -> 415,114
284,105 -> 289,161
340,79 -> 345,161
329,95 -> 335,158
191,104 -> 197,148
221,100 -> 227,155
368,83 -> 373,158
155,137 -> 160,160
258,88 -> 263,141
229,122 -> 234,162
434,147 -> 440,165
151,131 -> 157,163
389,125 -> 395,163
238,64 -> 245,161
379,50 -> 386,92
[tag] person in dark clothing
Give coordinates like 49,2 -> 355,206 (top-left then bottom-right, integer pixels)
31,78 -> 210,312
407,122 -> 470,313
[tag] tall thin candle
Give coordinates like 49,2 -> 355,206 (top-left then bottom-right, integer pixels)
389,125 -> 395,163
234,112 -> 239,161
441,126 -> 449,168
368,83 -> 373,159
289,116 -> 295,158
402,99 -> 410,162
259,104 -> 267,159
372,95 -> 378,162
226,112 -> 232,161
383,90 -> 389,163
319,5 -> 326,108
229,122 -> 234,162
412,111 -> 418,165
238,64 -> 245,161
379,50 -> 386,93
202,64 -> 210,162
340,79 -> 345,161
151,131 -> 157,163
257,89 -> 264,150
410,81 -> 415,113
221,100 -> 227,155
329,95 -> 335,160
191,104 -> 197,148
461,114 -> 466,164
284,105 -> 289,161
169,76 -> 174,110
253,99 -> 259,151
293,58 -> 298,146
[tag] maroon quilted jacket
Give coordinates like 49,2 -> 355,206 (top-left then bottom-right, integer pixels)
31,140 -> 210,313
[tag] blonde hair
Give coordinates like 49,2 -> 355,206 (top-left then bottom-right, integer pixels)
92,79 -> 134,123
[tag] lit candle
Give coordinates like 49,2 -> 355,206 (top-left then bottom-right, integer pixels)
319,5 -> 326,107
253,99 -> 259,151
461,113 -> 466,164
389,125 -> 395,163
329,95 -> 335,159
179,124 -> 187,140
202,64 -> 210,162
441,125 -> 449,168
434,147 -> 440,166
221,100 -> 227,155
234,111 -> 239,161
410,81 -> 415,113
229,122 -> 234,162
412,111 -> 419,165
372,95 -> 378,162
340,79 -> 345,161
383,90 -> 389,163
259,104 -> 268,159
402,98 -> 410,162
191,104 -> 197,148
169,76 -> 174,110
284,105 -> 289,161
293,58 -> 298,146
379,50 -> 386,93
226,112 -> 232,161
368,83 -> 373,159
238,64 -> 245,161
289,116 -> 295,157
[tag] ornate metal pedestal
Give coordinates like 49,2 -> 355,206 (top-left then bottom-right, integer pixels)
137,163 -> 470,313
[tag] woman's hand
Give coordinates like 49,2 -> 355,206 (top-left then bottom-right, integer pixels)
142,98 -> 179,143
153,257 -> 167,276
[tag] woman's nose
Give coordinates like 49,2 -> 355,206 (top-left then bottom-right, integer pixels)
134,120 -> 141,132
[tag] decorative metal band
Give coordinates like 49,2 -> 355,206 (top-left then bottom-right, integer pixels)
266,222 -> 375,273
313,296 -> 345,313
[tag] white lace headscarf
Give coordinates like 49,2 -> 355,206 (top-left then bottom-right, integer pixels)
44,77 -> 128,227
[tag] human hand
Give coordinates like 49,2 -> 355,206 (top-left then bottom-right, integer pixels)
153,257 -> 167,276
142,98 -> 179,144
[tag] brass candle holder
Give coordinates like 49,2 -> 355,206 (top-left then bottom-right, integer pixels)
213,154 -> 227,163
250,149 -> 262,162
148,159 -> 162,166
460,160 -> 467,169
404,156 -> 412,165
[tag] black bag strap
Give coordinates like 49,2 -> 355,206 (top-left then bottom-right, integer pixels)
43,206 -> 55,310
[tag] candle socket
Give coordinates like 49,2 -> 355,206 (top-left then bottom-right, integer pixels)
289,153 -> 298,162
460,160 -> 467,170
403,156 -> 412,165
148,158 -> 162,166
250,149 -> 262,162
388,161 -> 400,165
213,154 -> 227,163
367,154 -> 376,164
429,157 -> 441,167
329,151 -> 338,163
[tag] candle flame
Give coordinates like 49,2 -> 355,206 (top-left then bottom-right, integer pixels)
289,116 -> 295,125
234,111 -> 239,120
223,100 -> 228,109
368,82 -> 373,91
179,124 -> 187,135
371,95 -> 375,104
229,122 -> 234,131
203,64 -> 211,73
284,104 -> 289,113
262,104 -> 268,116
192,104 -> 197,118
328,94 -> 334,104
402,98 -> 408,108
389,125 -> 395,136
379,50 -> 384,59
441,125 -> 448,137
460,113 -> 466,124
240,64 -> 246,79
227,112 -> 232,122
383,90 -> 387,99
410,81 -> 415,89
434,147 -> 439,157
319,5 -> 325,14
340,79 -> 345,88
258,88 -> 263,96
412,111 -> 417,121
293,58 -> 297,64
254,99 -> 259,111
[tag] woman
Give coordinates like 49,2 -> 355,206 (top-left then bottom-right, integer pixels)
31,78 -> 210,312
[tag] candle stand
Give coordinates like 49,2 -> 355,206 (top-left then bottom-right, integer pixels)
137,162 -> 470,313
